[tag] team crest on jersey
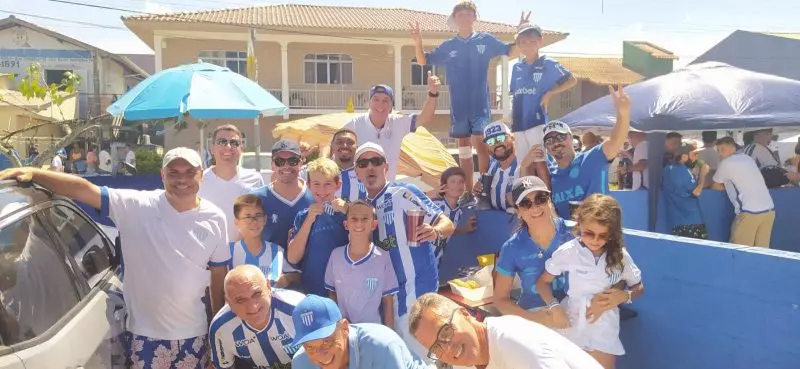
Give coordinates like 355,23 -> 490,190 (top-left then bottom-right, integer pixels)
532,72 -> 543,84
476,44 -> 486,54
301,311 -> 314,326
365,277 -> 378,293
449,50 -> 458,58
376,235 -> 397,251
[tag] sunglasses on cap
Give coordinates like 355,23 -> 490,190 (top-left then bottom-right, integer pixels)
518,192 -> 550,209
215,138 -> 241,148
544,133 -> 570,147
485,134 -> 508,146
356,156 -> 387,168
273,156 -> 301,167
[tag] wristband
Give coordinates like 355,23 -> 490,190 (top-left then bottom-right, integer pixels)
428,91 -> 439,98
546,298 -> 559,309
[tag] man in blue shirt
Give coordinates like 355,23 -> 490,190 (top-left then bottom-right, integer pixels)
544,86 -> 631,218
662,143 -> 710,239
412,2 -> 527,191
291,295 -> 427,369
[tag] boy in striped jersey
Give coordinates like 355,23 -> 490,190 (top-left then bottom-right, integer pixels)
428,167 -> 477,264
230,194 -> 299,288
209,265 -> 305,369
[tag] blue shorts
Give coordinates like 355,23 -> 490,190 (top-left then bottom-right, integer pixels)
450,115 -> 491,138
122,332 -> 209,369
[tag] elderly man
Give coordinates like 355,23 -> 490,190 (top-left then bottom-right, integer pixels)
343,73 -> 440,181
544,86 -> 631,218
0,148 -> 230,368
353,142 -> 455,358
291,295 -> 427,369
410,293 -> 602,369
200,124 -> 265,240
209,265 -> 305,368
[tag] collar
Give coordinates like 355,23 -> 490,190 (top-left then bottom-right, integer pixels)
243,299 -> 275,334
367,183 -> 391,201
156,192 -> 200,217
345,243 -> 375,265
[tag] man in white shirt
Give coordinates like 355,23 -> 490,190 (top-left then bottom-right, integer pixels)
343,73 -> 441,181
711,137 -> 775,248
628,130 -> 648,190
409,293 -> 602,369
124,144 -> 136,168
742,128 -> 780,169
50,149 -> 66,172
0,147 -> 231,368
98,144 -> 113,174
200,124 -> 265,240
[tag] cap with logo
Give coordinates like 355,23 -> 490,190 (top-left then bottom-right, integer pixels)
291,295 -> 343,346
511,176 -> 550,205
483,121 -> 512,141
162,147 -> 203,168
354,142 -> 386,160
543,120 -> 572,138
516,23 -> 543,40
271,139 -> 301,157
370,84 -> 394,103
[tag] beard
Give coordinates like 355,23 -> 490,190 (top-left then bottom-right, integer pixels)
492,146 -> 514,162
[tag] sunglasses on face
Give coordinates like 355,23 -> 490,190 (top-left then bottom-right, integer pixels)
356,157 -> 387,168
273,156 -> 301,167
215,138 -> 241,148
544,133 -> 570,147
237,214 -> 264,223
518,192 -> 550,209
484,134 -> 508,146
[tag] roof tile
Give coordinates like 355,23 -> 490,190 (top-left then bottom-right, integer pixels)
556,56 -> 644,85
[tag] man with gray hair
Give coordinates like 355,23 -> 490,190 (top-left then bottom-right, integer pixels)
409,293 -> 602,369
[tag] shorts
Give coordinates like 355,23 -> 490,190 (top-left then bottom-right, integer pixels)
513,125 -> 546,162
450,115 -> 491,138
671,224 -> 708,240
122,332 -> 209,369
559,296 -> 625,356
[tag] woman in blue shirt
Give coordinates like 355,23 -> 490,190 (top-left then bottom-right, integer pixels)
493,176 -> 574,324
662,143 -> 710,239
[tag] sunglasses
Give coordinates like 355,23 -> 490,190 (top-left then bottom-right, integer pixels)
484,134 -> 508,146
356,157 -> 387,168
215,138 -> 241,148
273,156 -> 301,167
518,192 -> 550,209
544,133 -> 570,147
237,214 -> 264,223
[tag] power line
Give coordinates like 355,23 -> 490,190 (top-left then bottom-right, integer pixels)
0,9 -> 127,30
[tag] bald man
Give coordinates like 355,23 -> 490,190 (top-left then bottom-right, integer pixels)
209,265 -> 306,369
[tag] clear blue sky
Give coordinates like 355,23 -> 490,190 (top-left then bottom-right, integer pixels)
5,0 -> 800,66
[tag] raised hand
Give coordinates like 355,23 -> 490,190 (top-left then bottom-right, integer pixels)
427,71 -> 441,94
410,21 -> 422,45
519,11 -> 532,27
608,84 -> 631,116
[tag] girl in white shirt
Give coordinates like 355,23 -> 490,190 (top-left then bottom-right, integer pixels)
536,194 -> 644,369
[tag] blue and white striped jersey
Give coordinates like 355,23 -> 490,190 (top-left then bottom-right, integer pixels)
229,240 -> 297,287
488,158 -> 521,210
299,165 -> 366,202
209,289 -> 305,368
430,197 -> 475,262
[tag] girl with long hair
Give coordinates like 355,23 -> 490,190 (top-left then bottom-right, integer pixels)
536,194 -> 644,369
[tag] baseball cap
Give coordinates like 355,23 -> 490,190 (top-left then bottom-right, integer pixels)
511,176 -> 550,205
543,120 -> 573,138
676,142 -> 696,157
56,148 -> 67,157
271,139 -> 301,157
370,85 -> 394,103
483,121 -> 511,141
162,147 -> 203,168
516,23 -> 543,40
355,142 -> 386,160
292,295 -> 343,346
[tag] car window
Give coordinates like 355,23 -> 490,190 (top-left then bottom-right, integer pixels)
0,213 -> 80,346
45,205 -> 113,287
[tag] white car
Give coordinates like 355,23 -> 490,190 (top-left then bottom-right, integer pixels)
239,152 -> 273,183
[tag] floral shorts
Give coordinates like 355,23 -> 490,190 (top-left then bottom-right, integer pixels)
122,332 -> 209,369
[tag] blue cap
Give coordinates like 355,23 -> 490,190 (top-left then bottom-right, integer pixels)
56,148 -> 67,157
370,84 -> 394,102
482,121 -> 511,141
291,295 -> 343,346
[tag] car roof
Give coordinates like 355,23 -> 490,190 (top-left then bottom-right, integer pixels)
0,180 -> 53,222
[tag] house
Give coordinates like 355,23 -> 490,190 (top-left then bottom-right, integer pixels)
546,41 -> 677,119
690,30 -> 800,80
0,16 -> 150,118
122,4 -> 568,149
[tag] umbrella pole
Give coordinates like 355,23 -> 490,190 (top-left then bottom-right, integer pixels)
254,117 -> 261,171
199,120 -> 206,167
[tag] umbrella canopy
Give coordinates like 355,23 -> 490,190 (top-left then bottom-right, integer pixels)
561,62 -> 800,132
107,62 -> 287,120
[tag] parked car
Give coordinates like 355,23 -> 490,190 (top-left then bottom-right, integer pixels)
240,152 -> 273,183
0,180 -> 125,368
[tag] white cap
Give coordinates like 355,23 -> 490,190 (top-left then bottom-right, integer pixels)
355,142 -> 386,160
543,120 -> 573,137
162,147 -> 203,168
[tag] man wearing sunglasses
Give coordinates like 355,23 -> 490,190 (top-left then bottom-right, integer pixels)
200,124 -> 265,240
251,140 -> 314,249
545,86 -> 631,218
409,293 -> 602,369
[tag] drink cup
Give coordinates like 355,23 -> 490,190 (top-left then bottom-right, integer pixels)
405,209 -> 426,247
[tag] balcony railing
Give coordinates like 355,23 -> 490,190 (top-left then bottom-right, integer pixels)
265,88 -> 503,111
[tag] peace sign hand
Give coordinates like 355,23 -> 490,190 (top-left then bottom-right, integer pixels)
427,71 -> 441,94
410,21 -> 422,45
518,11 -> 532,28
608,85 -> 632,116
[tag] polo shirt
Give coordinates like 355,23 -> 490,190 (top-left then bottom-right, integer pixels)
291,323 -> 427,369
325,243 -> 399,324
662,163 -> 705,228
200,167 -> 265,240
510,56 -> 572,132
343,113 -> 417,180
550,144 -> 611,218
712,153 -> 774,214
229,239 -> 297,287
289,204 -> 349,296
99,187 -> 230,339
251,182 -> 315,247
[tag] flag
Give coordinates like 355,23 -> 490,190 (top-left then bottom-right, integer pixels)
346,96 -> 355,112
247,28 -> 257,81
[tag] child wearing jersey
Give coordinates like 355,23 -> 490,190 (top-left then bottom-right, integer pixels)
427,167 -> 477,264
325,201 -> 399,328
536,194 -> 644,369
231,194 -> 299,288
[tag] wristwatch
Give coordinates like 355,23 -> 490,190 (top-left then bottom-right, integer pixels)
428,91 -> 439,98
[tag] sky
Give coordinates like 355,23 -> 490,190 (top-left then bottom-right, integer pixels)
4,0 -> 800,67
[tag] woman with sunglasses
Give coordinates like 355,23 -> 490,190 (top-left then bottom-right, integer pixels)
493,176 -> 574,325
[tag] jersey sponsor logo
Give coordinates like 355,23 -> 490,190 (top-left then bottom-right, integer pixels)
365,277 -> 378,293
449,50 -> 458,58
476,44 -> 486,54
217,337 -> 228,363
301,311 -> 314,326
270,331 -> 292,342
552,185 -> 586,205
514,87 -> 538,96
235,335 -> 258,348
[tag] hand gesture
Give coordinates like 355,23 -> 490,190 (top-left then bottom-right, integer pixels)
527,144 -> 546,163
427,71 -> 441,94
331,198 -> 348,213
547,305 -> 571,329
608,85 -> 631,116
518,11 -> 532,28
586,289 -> 627,323
427,184 -> 446,199
0,168 -> 35,183
410,21 -> 422,45
416,223 -> 438,242
307,203 -> 325,221
472,180 -> 483,196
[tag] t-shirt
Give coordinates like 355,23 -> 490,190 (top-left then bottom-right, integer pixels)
229,239 -> 296,287
98,150 -> 113,172
696,146 -> 720,171
99,187 -> 230,339
209,289 -> 304,368
632,140 -> 649,190
343,113 -> 417,181
426,32 -> 510,123
742,143 -> 780,169
510,56 -> 572,132
292,323 -> 427,369
488,158 -> 521,210
125,150 -> 136,167
250,182 -> 315,248
662,163 -> 704,228
325,243 -> 399,325
288,204 -> 349,296
300,166 -> 366,202
199,167 -> 266,240
51,155 -> 63,172
496,218 -> 574,310
368,183 -> 442,317
483,315 -> 603,369
712,153 -> 774,214
550,144 -> 611,218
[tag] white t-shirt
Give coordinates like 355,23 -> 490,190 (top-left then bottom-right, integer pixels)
742,143 -> 779,169
713,153 -> 774,214
51,156 -> 63,172
102,188 -> 231,340
199,167 -> 265,240
631,140 -> 648,190
696,146 -> 720,171
98,150 -> 113,172
125,150 -> 136,167
343,113 -> 417,180
484,315 -> 603,369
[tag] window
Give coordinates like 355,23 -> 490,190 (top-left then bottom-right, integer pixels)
45,205 -> 113,287
304,54 -> 353,84
199,51 -> 248,76
0,213 -> 80,346
410,58 -> 446,86
45,69 -> 72,90
559,89 -> 574,111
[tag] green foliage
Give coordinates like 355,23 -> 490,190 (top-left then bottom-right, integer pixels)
135,149 -> 163,175
17,63 -> 80,105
